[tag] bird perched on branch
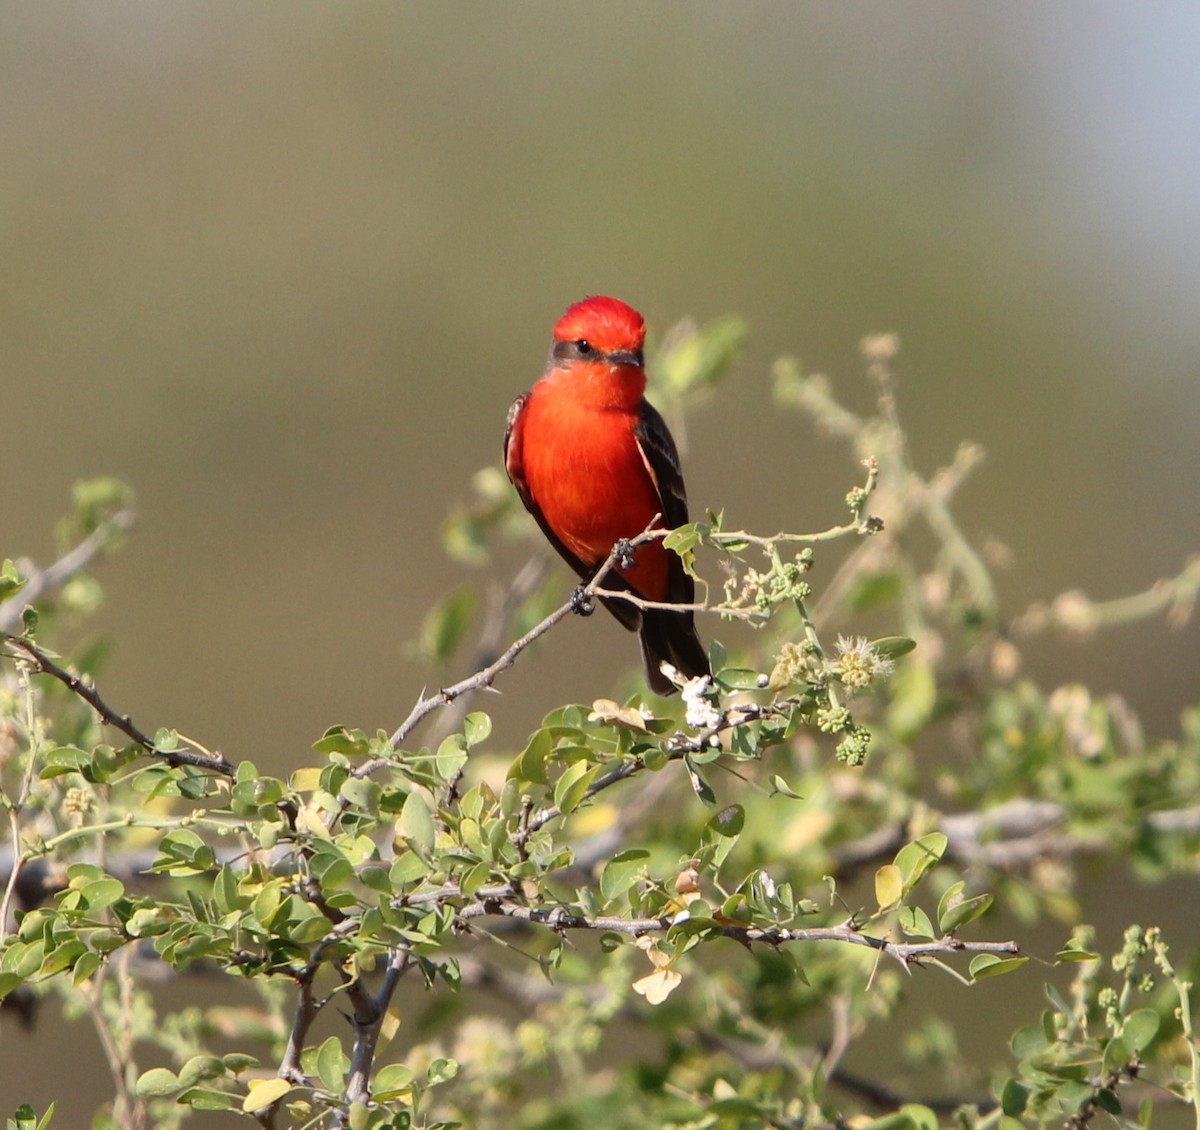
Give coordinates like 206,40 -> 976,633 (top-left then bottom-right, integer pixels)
504,295 -> 710,695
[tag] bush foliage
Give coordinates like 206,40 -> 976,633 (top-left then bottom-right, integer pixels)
2,321 -> 1199,1130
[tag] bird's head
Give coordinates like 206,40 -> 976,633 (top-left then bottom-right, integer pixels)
551,296 -> 646,369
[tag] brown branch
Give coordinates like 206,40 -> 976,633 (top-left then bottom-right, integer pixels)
351,521 -> 672,782
1,634 -> 234,777
338,947 -> 412,1118
454,896 -> 1020,969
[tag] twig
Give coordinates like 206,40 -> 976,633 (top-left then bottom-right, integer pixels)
1,634 -> 235,776
0,509 -> 136,633
454,897 -> 1021,969
352,522 -> 671,781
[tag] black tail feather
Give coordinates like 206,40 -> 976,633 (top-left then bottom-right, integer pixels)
638,608 -> 710,696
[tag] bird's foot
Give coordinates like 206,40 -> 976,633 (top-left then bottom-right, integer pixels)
613,538 -> 637,571
570,586 -> 595,616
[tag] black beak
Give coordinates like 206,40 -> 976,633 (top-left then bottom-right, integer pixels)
607,349 -> 644,367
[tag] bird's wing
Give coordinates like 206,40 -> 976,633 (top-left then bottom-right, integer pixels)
633,399 -> 689,529
633,399 -> 696,603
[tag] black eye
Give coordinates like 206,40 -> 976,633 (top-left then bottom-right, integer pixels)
576,339 -> 593,355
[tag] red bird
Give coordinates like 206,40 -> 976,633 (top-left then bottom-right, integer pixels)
504,296 -> 710,695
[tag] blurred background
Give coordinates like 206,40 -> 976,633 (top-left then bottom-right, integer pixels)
4,1 -> 1200,1120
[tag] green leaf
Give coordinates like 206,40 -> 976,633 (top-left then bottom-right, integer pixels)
1000,1078 -> 1029,1117
937,882 -> 998,935
886,659 -> 937,741
656,313 -> 747,395
426,1057 -> 459,1085
713,667 -> 762,692
415,587 -> 476,664
969,953 -> 1028,979
600,850 -> 650,901
0,558 -> 26,601
1102,1034 -> 1131,1076
339,776 -> 380,812
898,906 -> 935,940
874,865 -> 903,910
135,1068 -> 181,1098
399,791 -> 435,855
769,774 -> 804,800
1055,944 -> 1101,962
313,725 -> 371,757
316,1036 -> 348,1091
463,712 -> 492,747
707,804 -> 744,838
938,888 -> 994,934
177,1056 -> 227,1089
870,635 -> 917,660
893,832 -> 947,894
509,727 -> 551,786
554,760 -> 597,815
1123,1007 -> 1160,1052
242,1077 -> 292,1112
684,756 -> 716,807
373,1062 -> 415,1099
435,733 -> 468,783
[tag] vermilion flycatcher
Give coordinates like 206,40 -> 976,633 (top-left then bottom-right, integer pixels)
504,295 -> 710,695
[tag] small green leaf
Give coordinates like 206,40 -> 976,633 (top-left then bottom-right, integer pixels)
463,712 -> 492,747
875,864 -> 903,910
1102,1034 -> 1131,1076
415,587 -> 476,664
509,727 -> 551,785
894,832 -> 947,894
684,756 -> 716,806
886,659 -> 937,741
1000,1078 -> 1029,1117
707,804 -> 744,838
316,1036 -> 348,1091
242,1077 -> 292,1112
554,760 -> 596,815
769,774 -> 803,799
939,889 -> 993,934
426,1057 -> 459,1085
898,906 -> 935,940
1055,944 -> 1101,963
870,635 -> 917,660
135,1068 -> 181,1098
0,558 -> 26,600
1123,1007 -> 1160,1052
969,953 -> 1028,979
600,850 -> 650,901
398,791 -> 435,855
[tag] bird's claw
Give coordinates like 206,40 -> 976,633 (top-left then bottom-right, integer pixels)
570,586 -> 595,616
613,538 -> 637,571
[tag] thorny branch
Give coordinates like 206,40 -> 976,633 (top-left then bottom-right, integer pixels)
449,890 -> 1021,970
1,634 -> 235,776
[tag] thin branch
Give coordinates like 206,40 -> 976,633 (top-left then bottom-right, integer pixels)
355,522 -> 671,779
1,634 -> 234,776
0,509 -> 136,633
455,896 -> 1020,968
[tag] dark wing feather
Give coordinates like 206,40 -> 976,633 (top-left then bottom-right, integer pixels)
633,400 -> 695,604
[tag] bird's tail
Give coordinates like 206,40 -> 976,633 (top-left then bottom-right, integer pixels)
638,608 -> 710,696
